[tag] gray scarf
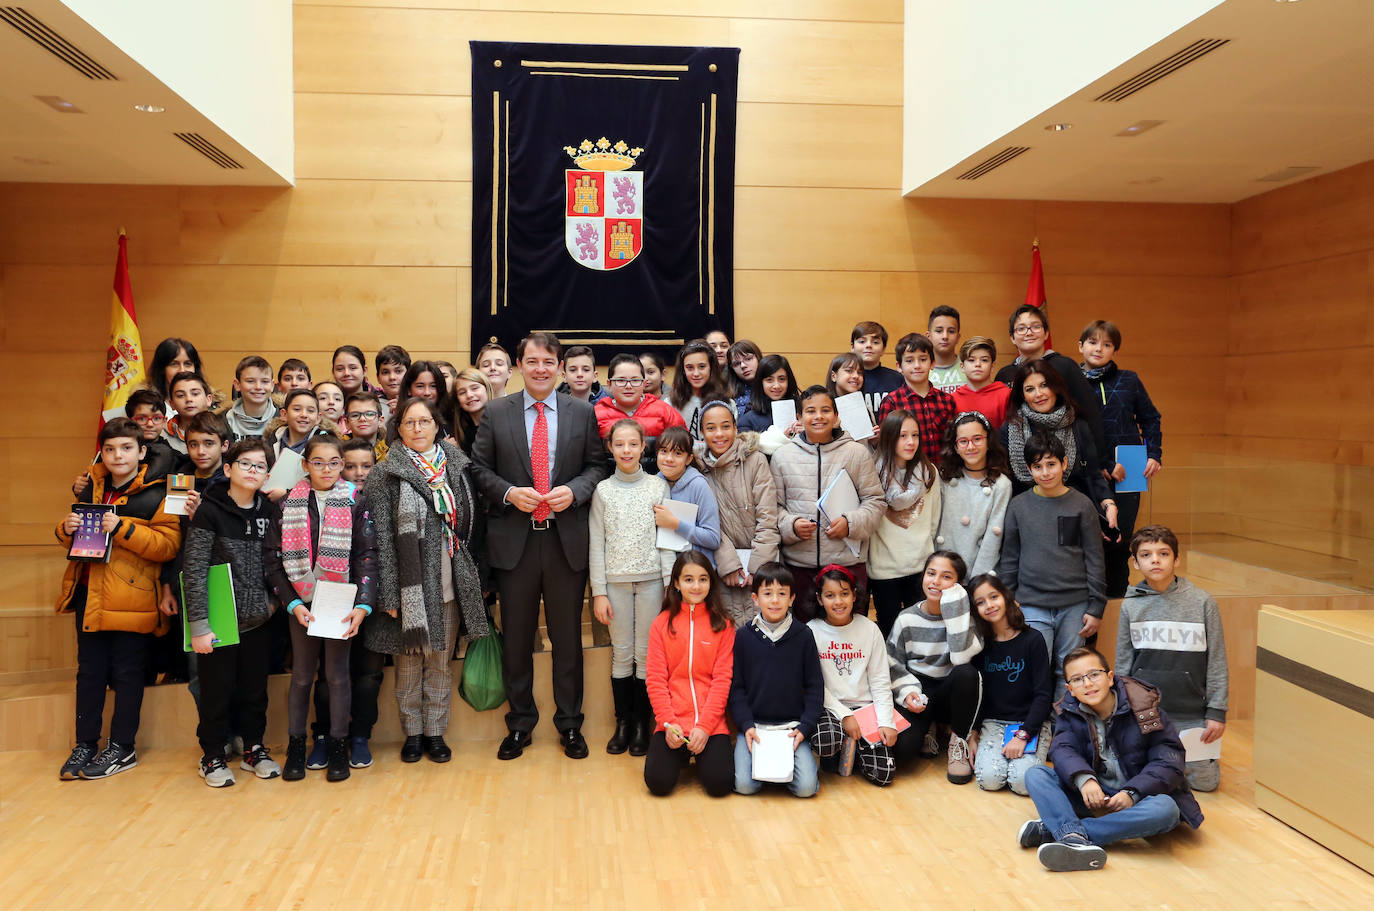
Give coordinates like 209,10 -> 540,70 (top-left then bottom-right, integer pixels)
1006,404 -> 1077,484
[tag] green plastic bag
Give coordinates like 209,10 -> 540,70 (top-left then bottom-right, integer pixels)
459,629 -> 506,711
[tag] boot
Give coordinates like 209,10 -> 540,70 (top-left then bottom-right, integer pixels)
606,676 -> 634,755
326,737 -> 351,782
628,677 -> 651,757
283,734 -> 308,781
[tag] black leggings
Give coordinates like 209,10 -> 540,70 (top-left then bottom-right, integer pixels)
868,574 -> 922,639
644,732 -> 733,797
894,664 -> 983,763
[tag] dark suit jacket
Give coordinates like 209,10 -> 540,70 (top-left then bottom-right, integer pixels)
470,392 -> 609,572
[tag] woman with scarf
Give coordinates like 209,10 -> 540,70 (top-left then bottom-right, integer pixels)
999,360 -> 1117,530
364,397 -> 489,764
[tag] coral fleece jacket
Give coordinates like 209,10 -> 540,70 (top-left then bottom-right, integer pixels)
645,604 -> 735,737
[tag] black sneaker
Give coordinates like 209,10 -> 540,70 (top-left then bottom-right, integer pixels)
78,741 -> 138,779
59,741 -> 98,781
1038,835 -> 1108,872
283,735 -> 308,781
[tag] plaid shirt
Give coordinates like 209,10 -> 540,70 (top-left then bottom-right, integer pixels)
875,383 -> 957,463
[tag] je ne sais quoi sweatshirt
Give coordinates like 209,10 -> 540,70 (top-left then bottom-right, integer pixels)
807,614 -> 895,728
1117,577 -> 1228,724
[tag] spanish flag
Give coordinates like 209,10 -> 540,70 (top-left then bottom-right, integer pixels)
1025,239 -> 1052,349
101,231 -> 145,423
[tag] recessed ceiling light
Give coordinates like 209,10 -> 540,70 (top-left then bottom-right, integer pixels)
1044,123 -> 1073,132
35,95 -> 82,113
134,103 -> 166,113
1117,120 -> 1165,137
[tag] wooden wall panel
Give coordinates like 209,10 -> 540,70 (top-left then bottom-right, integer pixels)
1232,158 -> 1374,275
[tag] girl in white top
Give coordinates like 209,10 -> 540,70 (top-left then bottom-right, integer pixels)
590,419 -> 674,757
935,412 -> 1013,578
867,409 -> 942,636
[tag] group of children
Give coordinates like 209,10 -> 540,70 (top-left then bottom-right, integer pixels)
56,311 -> 1224,873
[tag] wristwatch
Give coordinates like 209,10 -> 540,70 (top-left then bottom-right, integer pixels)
1123,787 -> 1141,804
1013,729 -> 1032,742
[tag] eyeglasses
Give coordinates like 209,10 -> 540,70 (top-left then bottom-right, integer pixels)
955,435 -> 987,447
308,459 -> 344,470
401,418 -> 435,430
132,414 -> 166,425
233,460 -> 269,474
731,357 -> 756,369
1013,324 -> 1045,336
346,411 -> 380,421
1066,669 -> 1109,689
609,378 -> 644,388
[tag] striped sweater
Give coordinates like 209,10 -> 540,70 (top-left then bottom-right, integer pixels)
887,583 -> 983,702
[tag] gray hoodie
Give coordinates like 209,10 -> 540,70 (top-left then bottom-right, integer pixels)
1116,577 -> 1228,724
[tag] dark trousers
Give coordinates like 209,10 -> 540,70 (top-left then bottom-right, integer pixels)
312,635 -> 386,739
196,622 -> 270,760
894,664 -> 983,763
497,525 -> 586,734
73,592 -> 152,746
644,731 -> 733,797
786,562 -> 868,624
287,618 -> 351,738
869,573 -> 922,638
1104,491 -> 1142,598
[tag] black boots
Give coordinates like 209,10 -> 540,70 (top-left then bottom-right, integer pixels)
628,677 -> 651,757
400,734 -> 424,763
283,734 -> 308,781
606,676 -> 635,754
326,736 -> 350,782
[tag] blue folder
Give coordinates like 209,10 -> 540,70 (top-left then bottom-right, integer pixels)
1114,445 -> 1149,493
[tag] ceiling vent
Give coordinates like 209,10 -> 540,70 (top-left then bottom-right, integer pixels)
1094,38 -> 1229,102
1256,166 -> 1320,183
174,133 -> 245,170
956,146 -> 1031,180
0,7 -> 118,80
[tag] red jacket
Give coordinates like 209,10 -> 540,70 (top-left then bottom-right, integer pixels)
952,381 -> 1011,429
595,393 -> 686,439
645,604 -> 735,736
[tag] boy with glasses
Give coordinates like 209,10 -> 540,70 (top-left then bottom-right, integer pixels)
1018,645 -> 1202,872
593,353 -> 686,451
995,305 -> 1106,459
343,390 -> 389,462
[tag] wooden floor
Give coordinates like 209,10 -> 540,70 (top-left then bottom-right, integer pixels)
1,721 -> 1371,909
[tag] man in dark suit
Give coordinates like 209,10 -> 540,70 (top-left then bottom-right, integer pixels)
471,332 -> 609,759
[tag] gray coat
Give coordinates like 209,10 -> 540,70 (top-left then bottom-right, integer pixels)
364,440 -> 489,655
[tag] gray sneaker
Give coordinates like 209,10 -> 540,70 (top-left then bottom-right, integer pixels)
240,743 -> 281,779
1017,819 -> 1052,848
1038,836 -> 1107,872
199,756 -> 236,788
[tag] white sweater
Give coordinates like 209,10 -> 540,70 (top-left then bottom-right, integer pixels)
868,463 -> 941,580
588,468 -> 672,596
807,614 -> 895,728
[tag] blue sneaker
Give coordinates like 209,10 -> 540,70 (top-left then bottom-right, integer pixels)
305,735 -> 329,771
349,736 -> 373,769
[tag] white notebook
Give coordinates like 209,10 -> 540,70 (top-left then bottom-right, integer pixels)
655,499 -> 699,553
306,580 -> 359,640
751,725 -> 796,784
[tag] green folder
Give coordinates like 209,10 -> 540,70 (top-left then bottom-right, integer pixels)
181,564 -> 240,651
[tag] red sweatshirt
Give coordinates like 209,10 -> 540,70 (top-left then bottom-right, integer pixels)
595,392 -> 687,439
645,604 -> 735,736
952,381 -> 1011,428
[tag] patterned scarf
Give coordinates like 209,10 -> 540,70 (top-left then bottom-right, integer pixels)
280,479 -> 355,601
1006,403 -> 1078,484
403,444 -> 458,556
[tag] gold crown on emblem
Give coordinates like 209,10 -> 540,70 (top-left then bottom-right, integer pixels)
563,137 -> 644,171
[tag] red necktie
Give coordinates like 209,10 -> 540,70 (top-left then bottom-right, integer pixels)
531,401 -> 551,522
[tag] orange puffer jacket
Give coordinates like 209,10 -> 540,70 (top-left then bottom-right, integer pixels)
55,464 -> 181,635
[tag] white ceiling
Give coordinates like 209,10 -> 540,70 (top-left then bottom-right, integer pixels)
0,2 -> 286,185
909,0 -> 1374,203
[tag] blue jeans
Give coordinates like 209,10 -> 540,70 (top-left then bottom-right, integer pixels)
733,732 -> 819,797
1022,602 -> 1089,701
1024,764 -> 1180,846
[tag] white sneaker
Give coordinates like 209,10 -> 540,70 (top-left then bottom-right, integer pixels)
240,743 -> 281,779
199,756 -> 236,788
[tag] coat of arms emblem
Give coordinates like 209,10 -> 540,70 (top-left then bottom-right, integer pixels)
563,138 -> 644,270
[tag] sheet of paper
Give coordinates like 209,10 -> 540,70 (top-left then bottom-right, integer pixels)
1179,726 -> 1222,762
817,469 -> 862,558
164,493 -> 190,516
735,548 -> 753,574
307,580 -> 359,640
751,726 -> 795,784
769,399 -> 796,431
655,499 -> 699,553
264,447 -> 306,493
834,392 -> 874,441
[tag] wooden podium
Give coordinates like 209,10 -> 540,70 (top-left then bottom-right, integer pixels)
1255,606 -> 1374,874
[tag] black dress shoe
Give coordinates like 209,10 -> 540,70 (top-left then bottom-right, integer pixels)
497,730 -> 532,761
400,734 -> 423,763
560,728 -> 589,760
422,735 -> 452,763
